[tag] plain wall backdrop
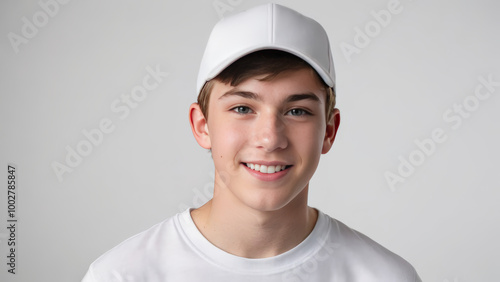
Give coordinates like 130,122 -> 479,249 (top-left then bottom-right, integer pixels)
1,0 -> 499,281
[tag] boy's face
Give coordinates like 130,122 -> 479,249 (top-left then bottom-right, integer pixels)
190,68 -> 339,212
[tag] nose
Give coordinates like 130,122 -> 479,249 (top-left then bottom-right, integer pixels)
251,111 -> 288,152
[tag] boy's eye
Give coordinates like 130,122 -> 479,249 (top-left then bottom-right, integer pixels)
232,106 -> 252,114
287,108 -> 310,116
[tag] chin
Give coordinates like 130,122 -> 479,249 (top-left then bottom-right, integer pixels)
239,188 -> 304,213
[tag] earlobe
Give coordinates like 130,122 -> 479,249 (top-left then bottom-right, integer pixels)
321,108 -> 340,154
189,103 -> 211,149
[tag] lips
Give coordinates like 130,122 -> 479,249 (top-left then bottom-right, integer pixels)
243,162 -> 292,174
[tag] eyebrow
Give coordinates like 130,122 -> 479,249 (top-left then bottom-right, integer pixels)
218,89 -> 262,101
218,89 -> 321,104
284,93 -> 321,104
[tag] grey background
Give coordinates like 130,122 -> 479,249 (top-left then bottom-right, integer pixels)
1,0 -> 499,281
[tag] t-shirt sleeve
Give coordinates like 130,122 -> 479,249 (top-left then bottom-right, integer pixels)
81,266 -> 97,282
414,269 -> 423,282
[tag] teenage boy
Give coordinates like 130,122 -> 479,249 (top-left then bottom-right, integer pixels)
82,3 -> 421,281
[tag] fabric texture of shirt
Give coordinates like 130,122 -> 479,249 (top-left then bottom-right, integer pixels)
82,209 -> 421,282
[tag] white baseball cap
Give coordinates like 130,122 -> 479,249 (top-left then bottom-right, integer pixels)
196,3 -> 335,94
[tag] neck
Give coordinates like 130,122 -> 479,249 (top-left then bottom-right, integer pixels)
191,180 -> 318,258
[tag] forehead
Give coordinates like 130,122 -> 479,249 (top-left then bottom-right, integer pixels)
211,68 -> 327,101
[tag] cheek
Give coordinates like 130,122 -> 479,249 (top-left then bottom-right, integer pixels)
209,122 -> 249,185
209,119 -> 247,157
294,123 -> 325,154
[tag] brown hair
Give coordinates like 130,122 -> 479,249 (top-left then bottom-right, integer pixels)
197,50 -> 336,121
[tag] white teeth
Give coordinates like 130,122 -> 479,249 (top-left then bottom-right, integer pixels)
244,163 -> 289,174
260,165 -> 267,173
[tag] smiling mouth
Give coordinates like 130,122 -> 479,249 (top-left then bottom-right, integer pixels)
243,163 -> 293,174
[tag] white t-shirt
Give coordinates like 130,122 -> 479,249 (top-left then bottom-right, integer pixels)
82,209 -> 421,281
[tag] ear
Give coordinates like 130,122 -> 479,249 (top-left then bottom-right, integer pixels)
189,103 -> 211,149
321,108 -> 340,154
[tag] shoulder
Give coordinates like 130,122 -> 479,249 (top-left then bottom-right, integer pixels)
321,212 -> 421,281
82,212 -> 183,282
